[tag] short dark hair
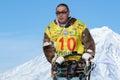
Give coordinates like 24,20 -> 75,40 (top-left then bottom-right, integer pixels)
56,3 -> 69,11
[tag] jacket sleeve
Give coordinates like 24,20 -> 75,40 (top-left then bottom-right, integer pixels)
43,32 -> 56,63
82,28 -> 95,57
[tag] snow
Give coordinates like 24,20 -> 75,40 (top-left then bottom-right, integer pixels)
0,26 -> 120,80
90,26 -> 120,80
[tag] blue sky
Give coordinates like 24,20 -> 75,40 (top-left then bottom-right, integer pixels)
0,0 -> 120,72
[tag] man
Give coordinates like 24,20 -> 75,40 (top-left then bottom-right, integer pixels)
43,3 -> 95,76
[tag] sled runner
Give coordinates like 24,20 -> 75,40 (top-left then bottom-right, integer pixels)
52,53 -> 96,80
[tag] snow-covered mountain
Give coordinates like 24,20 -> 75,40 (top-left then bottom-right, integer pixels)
0,26 -> 120,80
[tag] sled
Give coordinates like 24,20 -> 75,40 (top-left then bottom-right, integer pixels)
52,54 -> 96,80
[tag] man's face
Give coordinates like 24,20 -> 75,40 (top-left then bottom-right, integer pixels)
56,6 -> 69,24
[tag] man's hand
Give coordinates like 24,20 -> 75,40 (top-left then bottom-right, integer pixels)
52,54 -> 65,64
82,53 -> 92,61
55,56 -> 65,64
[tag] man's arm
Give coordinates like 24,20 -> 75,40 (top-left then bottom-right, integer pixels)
82,28 -> 95,57
43,33 -> 56,63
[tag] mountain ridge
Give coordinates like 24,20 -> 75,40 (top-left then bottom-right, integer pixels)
0,26 -> 120,80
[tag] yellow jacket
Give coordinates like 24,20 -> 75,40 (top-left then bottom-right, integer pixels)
43,18 -> 95,62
